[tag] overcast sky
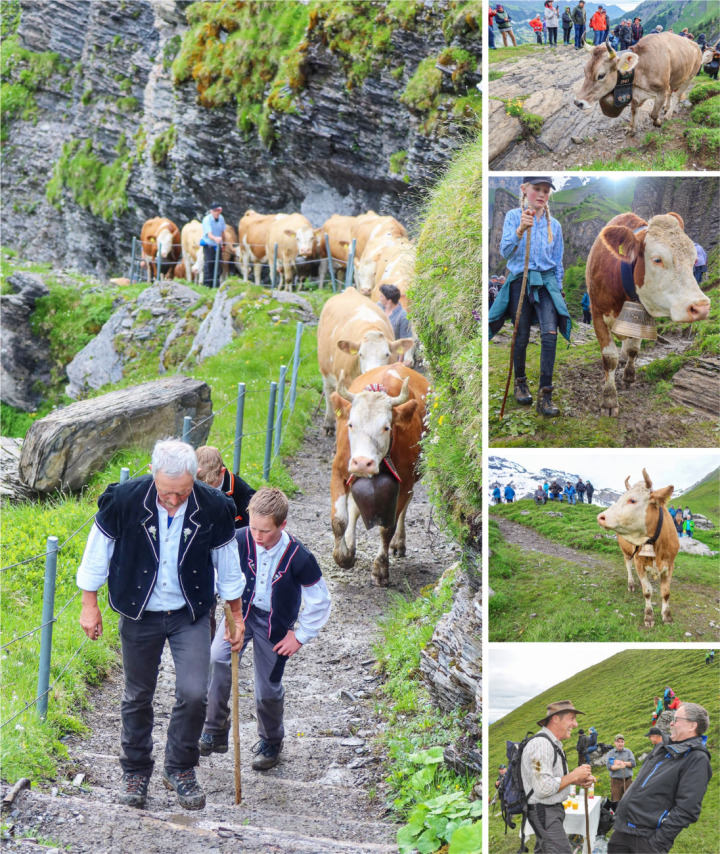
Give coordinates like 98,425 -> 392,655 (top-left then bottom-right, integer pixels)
490,449 -> 719,494
488,644 -> 628,723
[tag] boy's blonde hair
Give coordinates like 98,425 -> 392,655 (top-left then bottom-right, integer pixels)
519,184 -> 554,243
249,487 -> 289,526
195,445 -> 224,485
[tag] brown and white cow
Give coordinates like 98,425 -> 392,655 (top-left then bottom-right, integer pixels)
575,34 -> 703,134
181,219 -> 203,284
140,217 -> 181,281
317,212 -> 375,287
317,287 -> 414,434
237,210 -> 277,286
266,212 -> 318,291
221,224 -> 239,281
586,211 -> 710,416
597,469 -> 679,628
351,214 -> 408,263
355,235 -> 413,298
369,240 -> 416,309
330,364 -> 428,586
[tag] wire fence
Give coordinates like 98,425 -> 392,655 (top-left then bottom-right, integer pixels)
129,234 -> 358,294
0,321 -> 310,730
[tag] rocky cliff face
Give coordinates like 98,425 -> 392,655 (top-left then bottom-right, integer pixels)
633,176 -> 720,252
2,0 -> 480,276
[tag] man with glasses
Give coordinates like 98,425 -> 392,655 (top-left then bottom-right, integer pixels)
608,703 -> 712,853
77,439 -> 245,812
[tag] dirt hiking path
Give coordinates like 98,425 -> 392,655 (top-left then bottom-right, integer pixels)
4,419 -> 459,853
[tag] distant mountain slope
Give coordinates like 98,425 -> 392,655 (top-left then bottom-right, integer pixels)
679,466 -> 720,524
610,0 -> 720,40
488,649 -> 719,853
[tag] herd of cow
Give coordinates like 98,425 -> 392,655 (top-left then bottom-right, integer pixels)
137,209 -> 415,297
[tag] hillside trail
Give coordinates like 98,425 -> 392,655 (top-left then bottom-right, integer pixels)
489,44 -> 700,170
5,417 -> 459,854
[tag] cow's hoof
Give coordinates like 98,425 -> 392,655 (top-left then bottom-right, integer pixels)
644,617 -> 655,629
372,572 -> 390,587
628,583 -> 636,593
324,424 -> 335,437
623,370 -> 635,386
601,405 -> 619,417
653,118 -> 662,127
372,557 -> 390,586
662,611 -> 673,624
333,548 -> 355,569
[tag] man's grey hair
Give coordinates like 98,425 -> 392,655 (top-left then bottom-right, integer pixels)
151,439 -> 198,479
679,703 -> 709,736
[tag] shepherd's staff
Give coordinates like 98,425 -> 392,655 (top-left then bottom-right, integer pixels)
584,786 -> 591,854
223,602 -> 242,805
499,200 -> 533,419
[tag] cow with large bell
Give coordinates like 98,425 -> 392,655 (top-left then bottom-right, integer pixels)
597,469 -> 679,628
574,34 -> 703,134
586,211 -> 710,417
330,364 -> 428,587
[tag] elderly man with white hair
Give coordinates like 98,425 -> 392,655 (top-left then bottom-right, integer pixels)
77,439 -> 245,812
609,702 -> 712,853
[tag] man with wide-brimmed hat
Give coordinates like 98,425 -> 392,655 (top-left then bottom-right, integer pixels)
521,700 -> 597,853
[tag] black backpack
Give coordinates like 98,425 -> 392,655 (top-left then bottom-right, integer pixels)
500,732 -> 568,852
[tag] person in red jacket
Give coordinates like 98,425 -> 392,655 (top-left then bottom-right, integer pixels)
488,5 -> 497,49
590,6 -> 607,44
530,13 -> 544,43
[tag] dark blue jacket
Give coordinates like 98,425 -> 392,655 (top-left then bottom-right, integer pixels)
504,486 -> 515,500
95,475 -> 236,621
237,528 -> 323,644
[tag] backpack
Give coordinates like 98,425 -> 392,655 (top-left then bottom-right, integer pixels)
500,732 -> 568,850
597,797 -> 616,837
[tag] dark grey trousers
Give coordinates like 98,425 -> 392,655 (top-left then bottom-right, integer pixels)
204,607 -> 286,745
119,608 -> 210,775
527,802 -> 573,854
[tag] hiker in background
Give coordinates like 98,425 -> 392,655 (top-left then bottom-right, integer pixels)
589,5 -> 606,45
535,484 -> 547,505
563,481 -> 577,505
648,24 -> 663,35
711,650 -> 716,664
619,19 -> 632,50
679,27 -> 693,39
530,13 -> 544,44
630,17 -> 643,45
521,700 -> 596,854
201,204 -> 226,288
504,483 -> 516,503
488,4 -> 497,49
196,446 -> 255,530
585,480 -> 594,504
581,289 -> 591,323
684,514 -> 695,539
674,511 -> 684,537
378,283 -> 413,341
668,504 -> 676,519
585,726 -> 599,759
550,480 -> 562,502
705,650 -> 712,665
645,726 -> 666,747
493,485 -> 502,505
651,695 -> 664,724
607,735 -> 635,803
705,47 -> 720,79
562,6 -> 573,44
663,686 -> 675,710
543,481 -> 550,500
545,0 -> 559,46
694,242 -> 708,284
608,703 -> 712,854
572,1 -> 586,49
576,478 -> 586,503
489,276 -> 500,306
576,727 -> 589,765
495,5 -> 517,47
668,693 -> 682,711
682,505 -> 691,520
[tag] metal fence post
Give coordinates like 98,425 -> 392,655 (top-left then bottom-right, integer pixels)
156,243 -> 162,284
182,415 -> 193,445
36,536 -> 59,720
263,382 -> 278,481
129,237 -> 137,283
120,467 -> 130,483
345,238 -> 356,289
274,365 -> 288,458
324,233 -> 336,293
213,242 -> 221,289
290,322 -> 303,411
233,382 -> 246,476
271,243 -> 278,291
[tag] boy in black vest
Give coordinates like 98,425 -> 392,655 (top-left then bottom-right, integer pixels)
199,488 -> 332,770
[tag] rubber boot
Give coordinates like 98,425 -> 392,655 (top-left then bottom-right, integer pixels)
514,376 -> 532,405
536,385 -> 559,417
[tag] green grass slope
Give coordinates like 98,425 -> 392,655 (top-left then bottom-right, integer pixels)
489,649 -> 720,854
679,467 -> 720,526
488,501 -> 720,641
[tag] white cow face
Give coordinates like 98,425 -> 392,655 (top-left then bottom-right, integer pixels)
355,258 -> 376,297
295,226 -> 316,258
337,330 -> 392,375
157,227 -> 174,259
597,469 -> 673,545
574,44 -> 639,109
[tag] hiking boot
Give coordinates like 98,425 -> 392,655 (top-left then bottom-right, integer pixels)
198,730 -> 229,756
514,376 -> 532,405
251,739 -> 283,771
162,768 -> 206,810
537,385 -> 560,417
118,772 -> 149,809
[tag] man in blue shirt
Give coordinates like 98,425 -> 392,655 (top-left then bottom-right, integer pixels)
377,283 -> 414,342
77,440 -> 245,811
201,203 -> 226,288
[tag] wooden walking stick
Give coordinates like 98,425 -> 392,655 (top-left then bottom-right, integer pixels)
223,602 -> 242,805
584,786 -> 592,854
499,201 -> 533,419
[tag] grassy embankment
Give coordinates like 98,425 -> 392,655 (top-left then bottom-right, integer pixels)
0,254 -> 332,782
489,495 -> 720,642
488,649 -> 720,854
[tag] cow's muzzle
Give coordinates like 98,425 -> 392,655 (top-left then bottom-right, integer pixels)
349,456 -> 379,476
686,300 -> 710,322
574,98 -> 592,110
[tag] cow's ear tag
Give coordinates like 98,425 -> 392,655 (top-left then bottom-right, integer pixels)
335,409 -> 342,418
619,244 -> 625,256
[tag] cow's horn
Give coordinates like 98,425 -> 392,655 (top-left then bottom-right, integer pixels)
624,476 -> 631,491
337,371 -> 355,403
387,377 -> 410,407
606,41 -> 616,58
584,41 -> 595,53
642,468 -> 653,489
